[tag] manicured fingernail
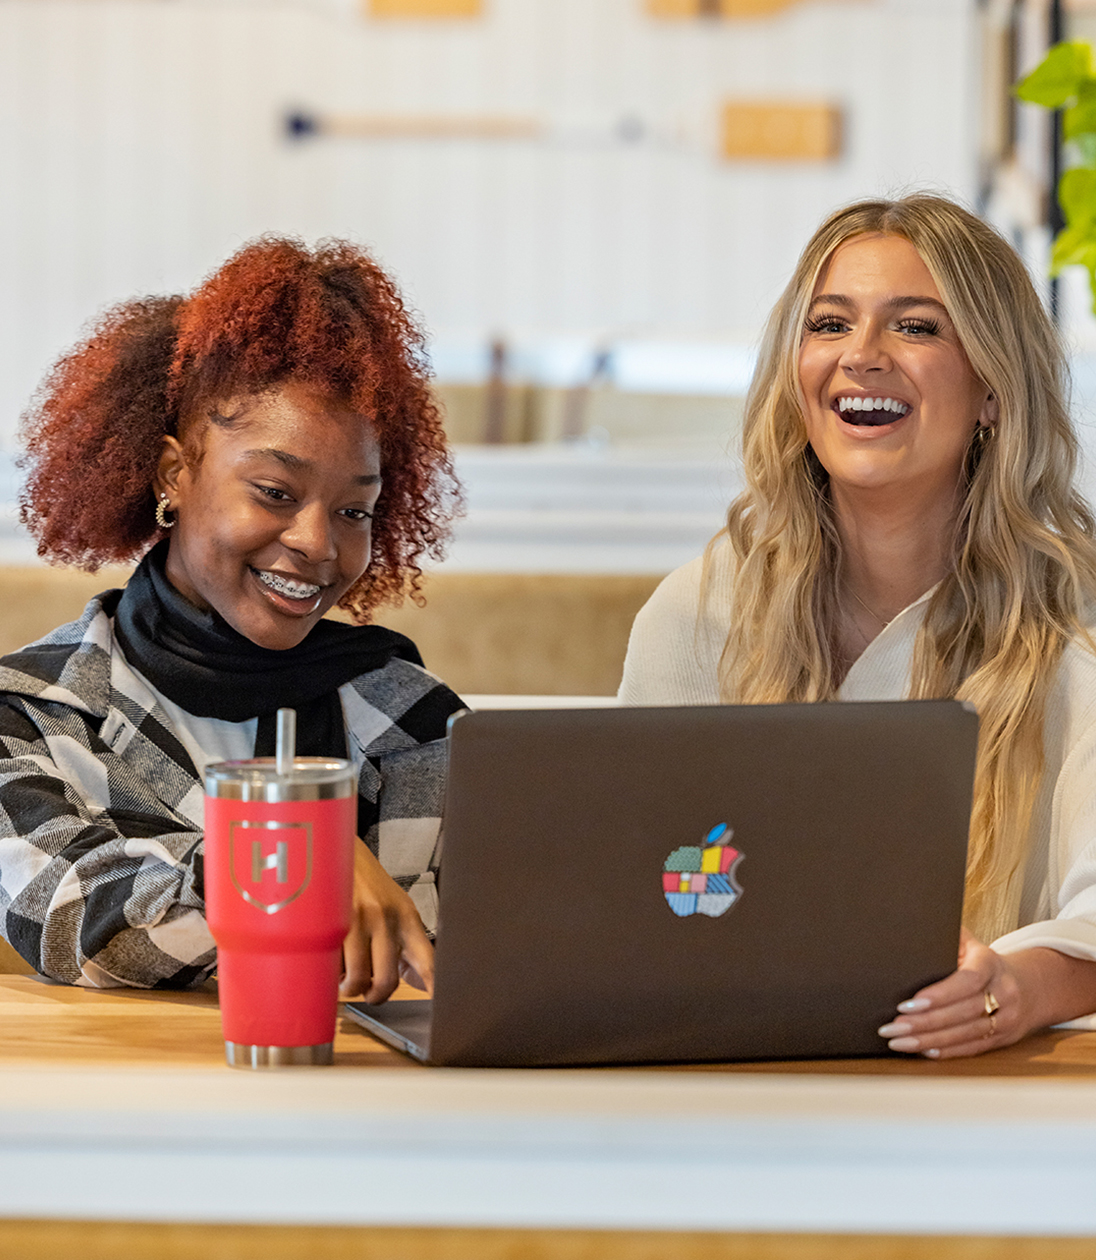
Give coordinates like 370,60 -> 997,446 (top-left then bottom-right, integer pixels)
922,1048 -> 941,1059
877,1020 -> 913,1038
887,1036 -> 921,1052
898,997 -> 932,1013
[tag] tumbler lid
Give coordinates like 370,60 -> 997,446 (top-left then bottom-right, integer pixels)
204,757 -> 356,802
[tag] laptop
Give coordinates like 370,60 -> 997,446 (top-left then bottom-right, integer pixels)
346,699 -> 977,1067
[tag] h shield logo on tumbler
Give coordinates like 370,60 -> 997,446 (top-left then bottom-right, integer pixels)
662,823 -> 744,918
230,819 -> 313,914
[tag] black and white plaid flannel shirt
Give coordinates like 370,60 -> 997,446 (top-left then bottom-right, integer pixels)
0,590 -> 463,988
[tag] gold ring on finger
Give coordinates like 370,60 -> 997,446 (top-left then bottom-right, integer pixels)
983,989 -> 1000,1017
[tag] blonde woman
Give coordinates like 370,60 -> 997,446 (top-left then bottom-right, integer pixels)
620,194 -> 1096,1058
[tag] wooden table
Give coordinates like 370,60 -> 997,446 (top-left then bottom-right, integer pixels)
2,972 -> 1096,1260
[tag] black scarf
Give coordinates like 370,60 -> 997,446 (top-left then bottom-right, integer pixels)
113,541 -> 423,759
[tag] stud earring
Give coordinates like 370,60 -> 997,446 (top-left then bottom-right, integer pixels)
155,493 -> 176,530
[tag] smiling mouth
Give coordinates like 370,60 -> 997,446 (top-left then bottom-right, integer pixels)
835,396 -> 911,426
251,568 -> 324,602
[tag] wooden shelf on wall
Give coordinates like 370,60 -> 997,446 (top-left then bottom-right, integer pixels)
648,0 -> 802,17
720,100 -> 841,160
291,112 -> 541,140
285,102 -> 841,161
365,0 -> 482,17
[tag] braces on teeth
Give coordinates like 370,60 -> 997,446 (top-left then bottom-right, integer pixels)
256,571 -> 322,599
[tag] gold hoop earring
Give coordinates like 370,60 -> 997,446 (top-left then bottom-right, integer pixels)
155,493 -> 176,530
973,423 -> 996,451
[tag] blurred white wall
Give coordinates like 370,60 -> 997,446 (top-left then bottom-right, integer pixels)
0,0 -> 981,448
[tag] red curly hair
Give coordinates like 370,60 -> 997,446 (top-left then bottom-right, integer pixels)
20,237 -> 460,619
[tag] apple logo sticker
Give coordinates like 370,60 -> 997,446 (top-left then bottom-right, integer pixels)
662,823 -> 744,918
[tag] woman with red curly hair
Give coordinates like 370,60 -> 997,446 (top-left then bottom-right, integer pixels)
0,236 -> 464,996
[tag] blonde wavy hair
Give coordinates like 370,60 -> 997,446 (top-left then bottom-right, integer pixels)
718,193 -> 1096,941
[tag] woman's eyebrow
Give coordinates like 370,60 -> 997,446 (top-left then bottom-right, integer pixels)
808,293 -> 950,316
885,295 -> 950,316
242,447 -> 382,484
808,293 -> 854,309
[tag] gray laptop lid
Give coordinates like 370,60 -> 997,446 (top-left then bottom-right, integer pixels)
347,699 -> 977,1067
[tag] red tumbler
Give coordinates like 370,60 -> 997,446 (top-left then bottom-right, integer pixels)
204,757 -> 357,1068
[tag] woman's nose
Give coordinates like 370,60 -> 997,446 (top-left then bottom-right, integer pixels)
839,323 -> 892,374
282,502 -> 337,561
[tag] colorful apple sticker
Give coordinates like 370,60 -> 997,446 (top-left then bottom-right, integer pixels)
662,823 -> 743,918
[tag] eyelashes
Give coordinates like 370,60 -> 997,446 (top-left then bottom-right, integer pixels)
802,313 -> 943,337
803,314 -> 846,334
898,318 -> 941,336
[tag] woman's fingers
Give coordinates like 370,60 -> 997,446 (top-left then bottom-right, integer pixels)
339,841 -> 435,1003
924,1029 -> 1008,1060
397,916 -> 436,995
340,895 -> 385,999
340,894 -> 403,1003
887,1011 -> 1009,1059
360,904 -> 434,1002
879,998 -> 1006,1057
340,918 -> 374,999
363,906 -> 401,1004
879,990 -> 988,1039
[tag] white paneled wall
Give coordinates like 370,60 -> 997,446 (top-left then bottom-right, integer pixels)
0,0 -> 980,447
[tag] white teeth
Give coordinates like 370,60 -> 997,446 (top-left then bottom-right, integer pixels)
255,570 -> 322,600
837,396 -> 910,417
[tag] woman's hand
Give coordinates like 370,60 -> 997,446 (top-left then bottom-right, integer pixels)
877,930 -> 1025,1058
878,929 -> 1096,1059
340,841 -> 435,1004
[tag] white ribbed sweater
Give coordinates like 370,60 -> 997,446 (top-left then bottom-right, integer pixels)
620,540 -> 1096,996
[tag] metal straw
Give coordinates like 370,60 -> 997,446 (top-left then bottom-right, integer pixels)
275,708 -> 296,776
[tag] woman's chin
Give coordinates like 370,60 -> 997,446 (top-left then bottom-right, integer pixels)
225,601 -> 323,651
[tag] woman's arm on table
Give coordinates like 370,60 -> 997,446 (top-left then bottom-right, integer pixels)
882,653 -> 1096,1057
880,801 -> 1096,1058
0,701 -> 215,988
879,930 -> 1096,1058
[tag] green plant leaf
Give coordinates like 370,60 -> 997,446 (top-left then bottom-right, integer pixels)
1059,167 -> 1096,227
1065,81 -> 1096,139
1086,263 -> 1096,316
1050,223 -> 1096,275
1070,133 -> 1096,166
1015,40 -> 1094,107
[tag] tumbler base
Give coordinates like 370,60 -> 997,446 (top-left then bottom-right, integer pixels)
225,1041 -> 334,1068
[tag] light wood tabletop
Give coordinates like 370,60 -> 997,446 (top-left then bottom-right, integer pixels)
2,972 -> 1096,1259
1,971 -> 1094,1076
0,972 -> 411,1069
